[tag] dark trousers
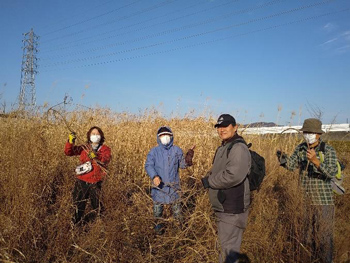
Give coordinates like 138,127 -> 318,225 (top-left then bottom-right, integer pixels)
153,202 -> 183,234
153,202 -> 182,220
305,205 -> 334,263
72,180 -> 104,224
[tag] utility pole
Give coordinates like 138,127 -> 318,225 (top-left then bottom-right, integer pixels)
18,28 -> 39,111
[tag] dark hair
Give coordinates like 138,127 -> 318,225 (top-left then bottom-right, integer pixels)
86,126 -> 105,144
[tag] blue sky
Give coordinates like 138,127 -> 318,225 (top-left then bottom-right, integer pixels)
1,0 -> 350,125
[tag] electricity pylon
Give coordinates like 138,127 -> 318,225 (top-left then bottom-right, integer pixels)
18,28 -> 39,110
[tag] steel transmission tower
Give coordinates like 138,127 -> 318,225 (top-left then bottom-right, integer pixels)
18,28 -> 39,110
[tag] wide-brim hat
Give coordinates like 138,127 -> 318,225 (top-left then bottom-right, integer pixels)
300,118 -> 324,134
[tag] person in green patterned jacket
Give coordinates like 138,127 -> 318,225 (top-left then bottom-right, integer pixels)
276,118 -> 338,263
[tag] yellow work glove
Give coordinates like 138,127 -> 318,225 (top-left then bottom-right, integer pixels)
68,132 -> 76,144
88,151 -> 96,159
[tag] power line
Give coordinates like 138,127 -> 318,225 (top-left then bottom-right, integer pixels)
70,7 -> 350,69
41,0 -> 142,37
40,0 -> 177,44
40,0 -> 282,61
41,0 -> 336,68
36,0 -> 117,33
40,7 -> 350,71
39,0 -> 234,54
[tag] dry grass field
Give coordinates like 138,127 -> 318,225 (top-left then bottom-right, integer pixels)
0,108 -> 349,263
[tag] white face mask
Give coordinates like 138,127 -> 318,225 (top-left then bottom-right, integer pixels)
160,135 -> 171,145
90,134 -> 101,144
303,133 -> 317,144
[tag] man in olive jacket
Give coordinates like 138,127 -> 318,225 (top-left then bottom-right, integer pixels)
202,114 -> 251,263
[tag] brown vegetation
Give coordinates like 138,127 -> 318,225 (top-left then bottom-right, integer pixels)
0,108 -> 349,263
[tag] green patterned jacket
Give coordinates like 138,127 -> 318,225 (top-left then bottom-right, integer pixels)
285,140 -> 338,205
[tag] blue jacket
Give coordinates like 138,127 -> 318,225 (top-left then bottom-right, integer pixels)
145,126 -> 187,204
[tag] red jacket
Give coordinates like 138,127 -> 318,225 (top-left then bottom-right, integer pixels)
64,142 -> 111,183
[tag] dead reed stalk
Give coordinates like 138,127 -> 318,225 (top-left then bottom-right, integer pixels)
0,108 -> 349,262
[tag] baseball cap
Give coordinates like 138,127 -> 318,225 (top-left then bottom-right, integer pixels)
214,114 -> 236,128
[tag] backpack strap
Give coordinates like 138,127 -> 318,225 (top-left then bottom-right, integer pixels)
226,138 -> 250,183
212,148 -> 219,164
317,141 -> 326,163
212,138 -> 247,163
227,138 -> 247,158
318,141 -> 343,179
319,141 -> 326,153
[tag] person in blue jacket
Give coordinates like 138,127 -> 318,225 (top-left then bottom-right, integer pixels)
145,126 -> 194,234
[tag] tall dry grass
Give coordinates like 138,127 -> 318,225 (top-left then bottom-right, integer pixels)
0,107 -> 349,263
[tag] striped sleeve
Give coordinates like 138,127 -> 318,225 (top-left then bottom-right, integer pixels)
285,145 -> 301,171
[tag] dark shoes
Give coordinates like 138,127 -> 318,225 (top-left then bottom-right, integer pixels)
154,224 -> 165,235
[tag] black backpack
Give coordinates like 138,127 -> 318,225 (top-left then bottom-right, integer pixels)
227,139 -> 266,191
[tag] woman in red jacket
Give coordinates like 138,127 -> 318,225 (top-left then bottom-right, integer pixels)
65,126 -> 111,225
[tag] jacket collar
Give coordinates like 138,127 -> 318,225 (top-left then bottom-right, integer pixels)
221,133 -> 243,146
300,139 -> 323,151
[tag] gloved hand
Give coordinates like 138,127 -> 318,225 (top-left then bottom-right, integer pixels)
201,176 -> 210,189
276,150 -> 282,159
185,149 -> 194,166
68,132 -> 76,144
276,150 -> 287,166
88,151 -> 96,159
201,170 -> 212,189
185,145 -> 196,166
